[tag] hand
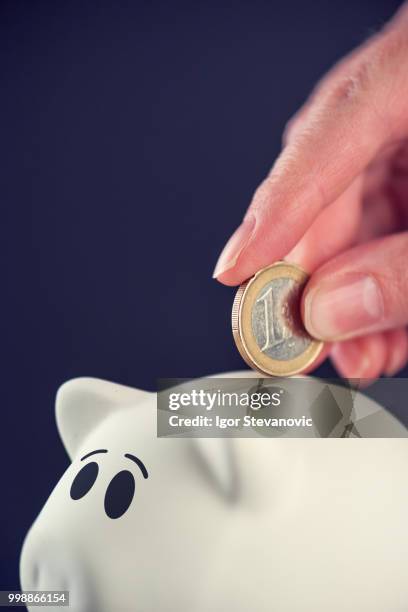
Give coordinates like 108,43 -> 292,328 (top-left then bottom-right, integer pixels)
213,4 -> 408,379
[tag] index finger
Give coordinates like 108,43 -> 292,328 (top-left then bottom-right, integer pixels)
213,12 -> 408,285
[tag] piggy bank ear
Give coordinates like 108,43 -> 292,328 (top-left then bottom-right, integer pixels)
56,378 -> 150,459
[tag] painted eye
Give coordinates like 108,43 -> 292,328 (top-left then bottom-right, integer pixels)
104,470 -> 135,519
70,462 -> 99,500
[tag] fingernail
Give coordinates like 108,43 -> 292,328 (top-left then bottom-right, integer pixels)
212,215 -> 256,279
384,343 -> 406,377
384,352 -> 403,377
304,275 -> 384,340
331,341 -> 372,379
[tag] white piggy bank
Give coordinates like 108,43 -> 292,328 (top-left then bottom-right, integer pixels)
20,373 -> 408,612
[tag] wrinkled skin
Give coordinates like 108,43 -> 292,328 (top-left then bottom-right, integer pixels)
214,4 -> 408,380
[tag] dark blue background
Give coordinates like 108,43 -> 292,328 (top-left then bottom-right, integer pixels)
0,0 -> 405,592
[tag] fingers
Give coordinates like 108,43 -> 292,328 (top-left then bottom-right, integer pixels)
330,333 -> 388,379
330,327 -> 408,379
285,176 -> 362,272
384,327 -> 408,375
302,232 -> 408,341
214,16 -> 408,286
355,144 -> 406,244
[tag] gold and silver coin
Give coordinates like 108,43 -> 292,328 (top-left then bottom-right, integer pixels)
232,261 -> 323,376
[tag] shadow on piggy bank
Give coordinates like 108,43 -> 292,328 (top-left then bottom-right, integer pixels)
20,372 -> 408,612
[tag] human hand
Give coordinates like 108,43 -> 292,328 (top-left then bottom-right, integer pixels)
213,4 -> 408,378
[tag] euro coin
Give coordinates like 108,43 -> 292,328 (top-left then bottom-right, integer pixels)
232,261 -> 324,376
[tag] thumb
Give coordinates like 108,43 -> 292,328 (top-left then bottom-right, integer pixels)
302,233 -> 408,341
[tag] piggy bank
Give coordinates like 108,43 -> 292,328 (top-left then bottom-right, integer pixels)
20,373 -> 408,612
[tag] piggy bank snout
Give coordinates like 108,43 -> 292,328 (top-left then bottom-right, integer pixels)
20,529 -> 95,611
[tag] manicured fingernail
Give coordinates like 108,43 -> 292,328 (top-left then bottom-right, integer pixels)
212,215 -> 256,279
304,275 -> 384,340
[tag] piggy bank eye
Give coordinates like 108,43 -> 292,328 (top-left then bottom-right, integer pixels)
70,462 -> 99,500
104,470 -> 135,519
